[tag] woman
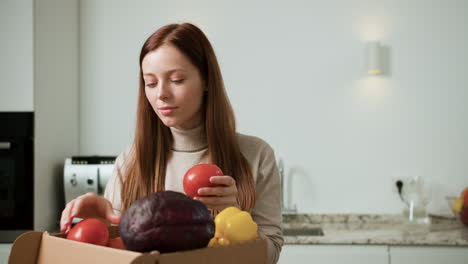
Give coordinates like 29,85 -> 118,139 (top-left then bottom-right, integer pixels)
60,23 -> 283,263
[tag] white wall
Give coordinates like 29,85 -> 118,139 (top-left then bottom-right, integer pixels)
34,0 -> 79,231
79,0 -> 468,214
0,0 -> 34,111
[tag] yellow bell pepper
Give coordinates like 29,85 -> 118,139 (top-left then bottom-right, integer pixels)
208,206 -> 258,247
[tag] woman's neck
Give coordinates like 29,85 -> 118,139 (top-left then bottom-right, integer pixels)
169,124 -> 207,152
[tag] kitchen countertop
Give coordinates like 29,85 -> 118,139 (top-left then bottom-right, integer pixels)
282,214 -> 468,246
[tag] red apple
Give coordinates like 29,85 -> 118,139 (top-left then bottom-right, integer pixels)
183,164 -> 223,198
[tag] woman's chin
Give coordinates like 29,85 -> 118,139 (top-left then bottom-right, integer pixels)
162,121 -> 177,128
158,116 -> 177,127
159,117 -> 199,130
162,121 -> 186,129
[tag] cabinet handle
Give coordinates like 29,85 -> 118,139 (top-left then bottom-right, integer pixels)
0,142 -> 11,150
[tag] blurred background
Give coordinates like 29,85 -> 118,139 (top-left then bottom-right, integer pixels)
1,0 -> 467,233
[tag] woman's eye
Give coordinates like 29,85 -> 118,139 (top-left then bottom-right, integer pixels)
145,83 -> 157,88
171,79 -> 185,84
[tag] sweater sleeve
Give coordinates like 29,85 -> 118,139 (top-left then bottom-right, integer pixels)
103,148 -> 131,216
251,143 -> 284,264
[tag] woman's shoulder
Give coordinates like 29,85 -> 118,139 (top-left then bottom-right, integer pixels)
236,132 -> 275,158
115,144 -> 135,167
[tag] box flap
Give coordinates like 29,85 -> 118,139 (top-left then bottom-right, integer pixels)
130,252 -> 161,264
8,231 -> 43,264
158,238 -> 267,264
9,230 -> 267,264
36,232 -> 157,264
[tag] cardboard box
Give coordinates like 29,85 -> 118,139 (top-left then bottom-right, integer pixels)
8,226 -> 267,264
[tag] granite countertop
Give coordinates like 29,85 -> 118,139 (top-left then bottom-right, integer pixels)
282,214 -> 468,246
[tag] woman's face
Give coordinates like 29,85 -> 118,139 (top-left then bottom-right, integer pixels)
142,45 -> 205,130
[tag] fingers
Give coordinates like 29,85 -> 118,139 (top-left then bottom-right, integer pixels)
69,198 -> 83,221
198,185 -> 237,197
198,175 -> 237,196
104,203 -> 122,225
60,200 -> 75,233
196,176 -> 239,211
209,176 -> 235,186
59,192 -> 116,233
195,196 -> 238,211
106,214 -> 122,225
60,194 -> 87,233
91,196 -> 121,224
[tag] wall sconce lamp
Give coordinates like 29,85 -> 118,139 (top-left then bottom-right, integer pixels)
367,41 -> 383,75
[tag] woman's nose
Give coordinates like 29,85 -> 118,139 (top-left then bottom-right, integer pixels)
157,82 -> 170,100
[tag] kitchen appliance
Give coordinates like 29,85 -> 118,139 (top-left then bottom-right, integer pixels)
0,112 -> 34,242
63,156 -> 116,204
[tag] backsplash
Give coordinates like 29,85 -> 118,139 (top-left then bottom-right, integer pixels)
78,0 -> 468,214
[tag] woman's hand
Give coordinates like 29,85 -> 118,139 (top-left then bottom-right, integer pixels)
60,192 -> 121,233
195,175 -> 239,211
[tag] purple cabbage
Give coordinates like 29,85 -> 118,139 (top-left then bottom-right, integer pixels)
119,191 -> 214,253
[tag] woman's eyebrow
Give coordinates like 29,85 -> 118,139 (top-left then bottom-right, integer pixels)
143,73 -> 156,77
168,69 -> 186,73
167,69 -> 187,74
143,69 -> 187,77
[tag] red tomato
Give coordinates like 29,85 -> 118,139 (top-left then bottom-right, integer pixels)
183,164 -> 224,198
66,218 -> 109,246
108,237 -> 126,250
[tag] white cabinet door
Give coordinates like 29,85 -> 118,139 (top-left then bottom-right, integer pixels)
278,245 -> 389,264
390,246 -> 468,264
0,244 -> 12,264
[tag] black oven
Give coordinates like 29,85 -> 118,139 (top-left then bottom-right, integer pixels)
0,112 -> 34,242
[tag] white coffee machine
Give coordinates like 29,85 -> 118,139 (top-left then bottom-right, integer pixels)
63,156 -> 116,203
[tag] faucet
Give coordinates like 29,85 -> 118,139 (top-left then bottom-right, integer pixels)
278,158 -> 297,215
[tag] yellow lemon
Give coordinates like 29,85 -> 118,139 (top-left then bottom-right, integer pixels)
214,206 -> 241,238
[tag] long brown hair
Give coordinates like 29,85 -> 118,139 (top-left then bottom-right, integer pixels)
120,23 -> 256,213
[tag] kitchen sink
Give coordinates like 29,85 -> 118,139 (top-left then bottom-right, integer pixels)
283,227 -> 324,236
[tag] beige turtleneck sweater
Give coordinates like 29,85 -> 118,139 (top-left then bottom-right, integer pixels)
104,125 -> 283,263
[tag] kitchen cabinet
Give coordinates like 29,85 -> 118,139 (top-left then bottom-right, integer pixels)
389,246 -> 468,264
278,245 -> 388,264
279,244 -> 468,264
281,214 -> 468,263
0,243 -> 12,264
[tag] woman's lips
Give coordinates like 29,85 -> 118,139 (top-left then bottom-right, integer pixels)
159,107 -> 177,116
